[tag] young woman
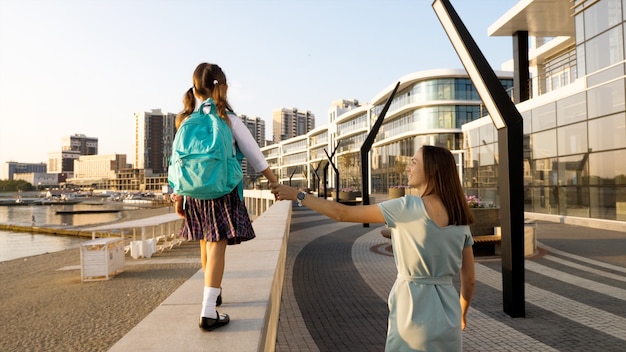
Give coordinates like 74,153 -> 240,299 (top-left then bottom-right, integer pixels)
271,145 -> 476,351
172,62 -> 278,331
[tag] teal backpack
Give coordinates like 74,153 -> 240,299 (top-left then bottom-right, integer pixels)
168,98 -> 243,200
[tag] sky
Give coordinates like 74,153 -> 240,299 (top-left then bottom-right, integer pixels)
0,0 -> 518,167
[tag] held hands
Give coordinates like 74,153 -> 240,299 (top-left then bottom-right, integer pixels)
271,183 -> 299,201
268,181 -> 280,201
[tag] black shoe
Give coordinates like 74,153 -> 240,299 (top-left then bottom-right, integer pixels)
216,287 -> 222,307
199,311 -> 230,331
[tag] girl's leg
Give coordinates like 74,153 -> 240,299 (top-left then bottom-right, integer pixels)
200,239 -> 227,321
200,239 -> 207,272
204,239 -> 227,287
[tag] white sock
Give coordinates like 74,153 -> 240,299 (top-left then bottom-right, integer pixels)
201,287 -> 220,319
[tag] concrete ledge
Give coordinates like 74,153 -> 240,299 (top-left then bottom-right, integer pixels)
107,200 -> 292,352
525,212 -> 626,233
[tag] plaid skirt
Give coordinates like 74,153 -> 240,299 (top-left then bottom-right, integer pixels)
179,188 -> 255,245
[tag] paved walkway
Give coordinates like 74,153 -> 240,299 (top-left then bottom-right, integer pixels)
275,206 -> 626,351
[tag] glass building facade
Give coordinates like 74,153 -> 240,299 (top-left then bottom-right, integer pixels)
463,0 -> 626,223
260,0 -> 626,228
263,69 -> 513,197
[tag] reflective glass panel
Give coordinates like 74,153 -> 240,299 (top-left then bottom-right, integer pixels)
558,122 -> 588,156
585,26 -> 624,74
589,150 -> 626,185
532,129 -> 558,159
587,79 -> 626,118
556,92 -> 587,125
557,154 -> 589,186
588,113 -> 626,151
531,102 -> 557,132
584,0 -> 622,39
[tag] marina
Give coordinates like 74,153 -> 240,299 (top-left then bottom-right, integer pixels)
0,197 -> 163,262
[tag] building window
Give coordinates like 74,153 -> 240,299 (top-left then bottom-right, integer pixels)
531,102 -> 557,132
587,79 -> 626,118
557,122 -> 588,156
557,92 -> 587,125
588,112 -> 626,151
585,25 -> 624,74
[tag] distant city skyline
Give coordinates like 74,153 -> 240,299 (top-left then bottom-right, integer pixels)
0,0 -> 518,166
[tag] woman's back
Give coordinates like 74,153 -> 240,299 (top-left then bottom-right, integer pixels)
379,195 -> 472,351
383,196 -> 469,278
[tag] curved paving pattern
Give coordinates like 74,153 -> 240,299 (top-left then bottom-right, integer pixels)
276,206 -> 626,351
292,223 -> 388,351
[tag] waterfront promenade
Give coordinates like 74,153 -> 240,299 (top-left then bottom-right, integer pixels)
1,202 -> 625,351
275,207 -> 626,351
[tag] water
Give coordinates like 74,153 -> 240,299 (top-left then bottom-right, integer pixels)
0,201 -> 140,262
0,230 -> 85,262
0,202 -> 125,227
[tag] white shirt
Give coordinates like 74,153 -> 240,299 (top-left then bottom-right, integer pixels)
199,102 -> 269,172
227,112 -> 269,172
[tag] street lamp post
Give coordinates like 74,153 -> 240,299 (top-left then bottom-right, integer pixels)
433,0 -> 525,318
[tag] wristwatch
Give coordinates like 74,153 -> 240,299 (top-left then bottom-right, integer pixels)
296,192 -> 306,207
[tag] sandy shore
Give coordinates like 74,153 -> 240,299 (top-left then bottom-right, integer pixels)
0,206 -> 202,352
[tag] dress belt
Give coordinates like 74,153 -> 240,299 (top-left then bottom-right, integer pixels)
396,275 -> 453,285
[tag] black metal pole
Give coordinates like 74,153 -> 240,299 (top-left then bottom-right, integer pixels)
324,142 -> 341,202
498,122 -> 525,316
359,82 -> 401,227
433,0 -> 525,317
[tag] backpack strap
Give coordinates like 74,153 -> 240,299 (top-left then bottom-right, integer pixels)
199,98 -> 218,115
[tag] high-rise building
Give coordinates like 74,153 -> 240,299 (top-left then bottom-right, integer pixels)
134,109 -> 176,174
47,134 -> 98,176
239,114 -> 266,147
238,114 -> 267,180
272,108 -> 315,143
61,134 -> 98,155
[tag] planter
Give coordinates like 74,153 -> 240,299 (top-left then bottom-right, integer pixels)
388,188 -> 405,199
339,191 -> 360,201
470,208 -> 500,236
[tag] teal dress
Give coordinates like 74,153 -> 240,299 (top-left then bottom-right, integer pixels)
378,196 -> 473,352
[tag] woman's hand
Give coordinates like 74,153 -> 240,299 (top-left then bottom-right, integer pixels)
269,181 -> 280,200
271,183 -> 299,201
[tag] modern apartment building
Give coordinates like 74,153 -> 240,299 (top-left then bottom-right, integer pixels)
263,69 -> 514,196
462,0 -> 626,223
238,114 -> 267,183
272,107 -> 315,143
47,133 -> 98,176
62,133 -> 98,155
134,109 -> 176,175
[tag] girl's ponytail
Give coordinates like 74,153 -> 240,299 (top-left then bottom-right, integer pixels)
175,87 -> 196,129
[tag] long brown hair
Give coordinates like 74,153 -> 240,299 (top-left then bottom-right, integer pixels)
420,145 -> 475,226
175,63 -> 234,129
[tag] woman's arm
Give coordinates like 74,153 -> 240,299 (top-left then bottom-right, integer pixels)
459,245 -> 476,330
271,183 -> 386,224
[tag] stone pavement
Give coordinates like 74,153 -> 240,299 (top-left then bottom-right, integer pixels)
275,206 -> 626,351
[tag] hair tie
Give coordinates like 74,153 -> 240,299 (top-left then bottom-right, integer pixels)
213,79 -> 219,85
